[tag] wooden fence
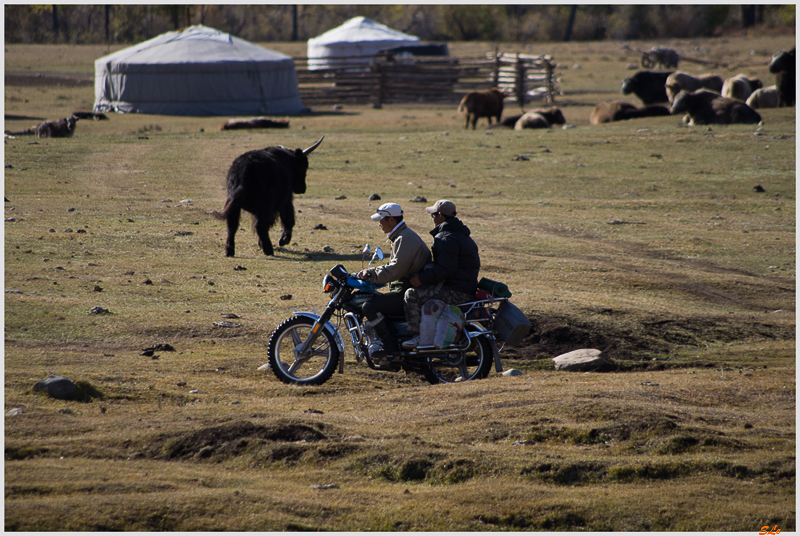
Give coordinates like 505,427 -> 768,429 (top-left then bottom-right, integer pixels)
294,51 -> 557,109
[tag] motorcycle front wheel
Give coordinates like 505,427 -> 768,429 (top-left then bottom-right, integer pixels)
267,316 -> 340,386
422,334 -> 494,384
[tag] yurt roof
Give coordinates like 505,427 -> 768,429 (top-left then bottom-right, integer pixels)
308,16 -> 419,47
98,25 -> 293,68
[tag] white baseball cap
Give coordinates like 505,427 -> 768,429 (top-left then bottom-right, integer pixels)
370,202 -> 403,221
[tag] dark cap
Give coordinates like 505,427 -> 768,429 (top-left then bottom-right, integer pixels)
425,199 -> 456,217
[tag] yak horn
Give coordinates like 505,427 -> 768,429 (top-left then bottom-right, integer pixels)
303,136 -> 325,155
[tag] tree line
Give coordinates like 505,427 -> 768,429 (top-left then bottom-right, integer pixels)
4,5 -> 796,46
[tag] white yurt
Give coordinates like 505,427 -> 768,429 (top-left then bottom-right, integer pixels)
307,16 -> 420,70
94,25 -> 305,116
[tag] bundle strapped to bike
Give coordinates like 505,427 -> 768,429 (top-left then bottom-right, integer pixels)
470,277 -> 530,347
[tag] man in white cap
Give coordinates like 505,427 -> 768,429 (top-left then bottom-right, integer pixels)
402,200 -> 480,349
356,202 -> 431,360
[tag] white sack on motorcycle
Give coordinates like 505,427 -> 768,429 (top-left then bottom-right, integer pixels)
420,300 -> 465,349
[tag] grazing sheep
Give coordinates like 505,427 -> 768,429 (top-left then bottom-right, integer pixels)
590,101 -> 637,124
621,70 -> 673,104
458,88 -> 505,129
746,86 -> 779,109
514,112 -> 550,130
666,72 -> 724,103
670,89 -> 762,126
768,48 -> 795,107
722,74 -> 763,101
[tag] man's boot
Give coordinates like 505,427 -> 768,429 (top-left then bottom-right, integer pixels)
368,313 -> 396,362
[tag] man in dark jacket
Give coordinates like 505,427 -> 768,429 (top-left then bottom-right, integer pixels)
402,200 -> 480,349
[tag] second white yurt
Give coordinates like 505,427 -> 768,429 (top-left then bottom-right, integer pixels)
307,16 -> 420,70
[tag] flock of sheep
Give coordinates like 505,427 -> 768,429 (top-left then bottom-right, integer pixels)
460,46 -> 795,130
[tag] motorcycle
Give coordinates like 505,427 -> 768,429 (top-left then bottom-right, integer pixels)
266,247 -> 527,386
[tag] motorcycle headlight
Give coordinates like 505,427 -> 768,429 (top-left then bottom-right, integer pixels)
322,274 -> 338,293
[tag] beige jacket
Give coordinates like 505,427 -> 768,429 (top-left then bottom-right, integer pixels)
368,222 -> 431,292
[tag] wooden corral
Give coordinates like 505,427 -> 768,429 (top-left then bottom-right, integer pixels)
295,51 -> 557,108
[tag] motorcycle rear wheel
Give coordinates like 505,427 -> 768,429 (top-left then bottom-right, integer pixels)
422,335 -> 494,384
267,316 -> 340,386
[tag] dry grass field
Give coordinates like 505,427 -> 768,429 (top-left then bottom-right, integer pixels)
4,35 -> 796,531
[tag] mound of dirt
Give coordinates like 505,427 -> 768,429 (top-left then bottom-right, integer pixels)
512,311 -> 795,367
159,420 -> 328,460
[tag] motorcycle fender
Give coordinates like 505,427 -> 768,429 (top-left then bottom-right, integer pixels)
294,311 -> 346,358
468,326 -> 503,373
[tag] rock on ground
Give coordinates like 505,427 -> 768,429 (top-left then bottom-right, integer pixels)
552,348 -> 607,371
33,375 -> 77,399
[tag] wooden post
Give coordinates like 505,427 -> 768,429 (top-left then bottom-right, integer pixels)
493,46 -> 501,88
515,53 -> 526,110
544,59 -> 555,105
372,59 -> 384,109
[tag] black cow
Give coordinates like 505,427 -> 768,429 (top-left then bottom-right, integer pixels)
214,137 -> 324,257
769,47 -> 795,107
621,71 -> 673,105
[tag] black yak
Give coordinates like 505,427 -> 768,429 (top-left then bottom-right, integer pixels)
769,48 -> 795,107
670,90 -> 761,126
458,88 -> 505,129
621,71 -> 673,105
214,136 -> 324,257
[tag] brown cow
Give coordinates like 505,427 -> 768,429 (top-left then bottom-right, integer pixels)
458,88 -> 505,129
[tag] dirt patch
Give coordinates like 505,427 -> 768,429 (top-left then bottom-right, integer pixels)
510,311 -> 795,366
152,420 -> 329,461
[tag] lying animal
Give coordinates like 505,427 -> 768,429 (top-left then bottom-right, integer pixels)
721,74 -> 763,101
220,117 -> 290,130
769,48 -> 795,107
621,70 -> 673,105
514,112 -> 550,129
72,111 -> 108,121
458,88 -> 505,129
666,72 -> 724,103
670,90 -> 761,126
513,107 -> 567,129
493,107 -> 566,129
746,86 -> 779,109
590,101 -> 670,124
213,137 -> 324,257
6,116 -> 80,138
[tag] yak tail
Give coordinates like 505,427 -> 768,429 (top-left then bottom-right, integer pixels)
213,185 -> 246,219
212,197 -> 236,219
